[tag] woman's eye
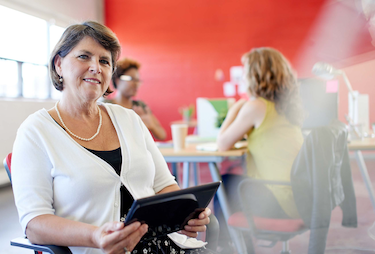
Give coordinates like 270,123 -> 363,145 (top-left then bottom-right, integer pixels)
78,55 -> 88,59
100,59 -> 110,65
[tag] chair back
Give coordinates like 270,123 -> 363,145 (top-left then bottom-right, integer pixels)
291,120 -> 357,227
3,153 -> 12,183
290,120 -> 357,254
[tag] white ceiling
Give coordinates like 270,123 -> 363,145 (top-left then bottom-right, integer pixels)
0,0 -> 104,27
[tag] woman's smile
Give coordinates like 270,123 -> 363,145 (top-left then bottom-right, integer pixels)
83,78 -> 101,84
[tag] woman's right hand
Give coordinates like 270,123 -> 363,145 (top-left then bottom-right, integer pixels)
92,221 -> 148,253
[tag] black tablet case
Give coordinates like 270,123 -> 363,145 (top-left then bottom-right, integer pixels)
124,182 -> 220,241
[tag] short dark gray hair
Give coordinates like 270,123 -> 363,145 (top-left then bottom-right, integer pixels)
49,21 -> 121,95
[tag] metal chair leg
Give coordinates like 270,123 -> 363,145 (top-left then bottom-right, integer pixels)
280,241 -> 291,254
183,162 -> 190,188
193,162 -> 199,186
171,162 -> 179,184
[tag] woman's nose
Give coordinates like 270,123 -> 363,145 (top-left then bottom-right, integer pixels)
89,61 -> 101,74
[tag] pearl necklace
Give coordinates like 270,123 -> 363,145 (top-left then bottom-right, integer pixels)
55,101 -> 102,142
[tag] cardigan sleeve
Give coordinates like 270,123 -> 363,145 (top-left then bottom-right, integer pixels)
12,115 -> 55,233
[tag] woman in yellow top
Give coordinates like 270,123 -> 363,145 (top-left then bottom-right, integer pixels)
216,47 -> 304,251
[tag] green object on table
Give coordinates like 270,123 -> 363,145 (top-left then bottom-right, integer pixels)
208,100 -> 228,128
179,104 -> 195,122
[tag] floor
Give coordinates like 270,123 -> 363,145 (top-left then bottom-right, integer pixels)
1,156 -> 375,254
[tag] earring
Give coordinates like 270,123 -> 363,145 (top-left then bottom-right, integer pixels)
59,76 -> 63,83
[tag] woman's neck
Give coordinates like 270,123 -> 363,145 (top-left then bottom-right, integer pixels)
58,97 -> 99,119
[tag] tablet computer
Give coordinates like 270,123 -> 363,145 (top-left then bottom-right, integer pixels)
124,181 -> 221,241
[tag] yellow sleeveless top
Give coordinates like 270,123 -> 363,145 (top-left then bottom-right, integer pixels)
246,97 -> 303,218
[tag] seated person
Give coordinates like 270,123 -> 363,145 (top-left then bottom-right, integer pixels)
12,21 -> 211,254
107,57 -> 167,140
215,47 -> 304,251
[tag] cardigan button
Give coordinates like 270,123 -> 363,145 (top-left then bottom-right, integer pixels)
115,202 -> 119,207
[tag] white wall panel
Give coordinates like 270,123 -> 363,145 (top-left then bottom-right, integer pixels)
0,99 -> 55,186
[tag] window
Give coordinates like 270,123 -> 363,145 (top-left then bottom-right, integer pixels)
0,59 -> 18,97
0,5 -> 65,99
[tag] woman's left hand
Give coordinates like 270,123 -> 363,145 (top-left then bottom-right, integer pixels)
180,208 -> 211,238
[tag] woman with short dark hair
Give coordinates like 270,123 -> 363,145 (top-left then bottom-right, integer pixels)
108,57 -> 167,140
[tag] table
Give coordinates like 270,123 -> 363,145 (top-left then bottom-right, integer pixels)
159,143 -> 249,253
348,138 -> 375,211
160,142 -> 247,188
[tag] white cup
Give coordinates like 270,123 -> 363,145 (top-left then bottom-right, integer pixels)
171,124 -> 188,151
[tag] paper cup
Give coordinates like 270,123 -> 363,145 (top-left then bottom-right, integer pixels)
171,124 -> 188,151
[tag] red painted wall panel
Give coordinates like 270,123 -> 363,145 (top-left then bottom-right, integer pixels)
104,0 -> 326,139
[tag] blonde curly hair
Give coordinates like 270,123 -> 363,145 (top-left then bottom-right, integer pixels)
242,47 -> 303,126
112,57 -> 141,88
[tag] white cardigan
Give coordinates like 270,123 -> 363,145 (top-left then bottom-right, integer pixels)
12,103 -> 176,254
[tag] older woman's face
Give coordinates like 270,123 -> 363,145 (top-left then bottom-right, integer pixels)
54,36 -> 112,101
116,68 -> 142,98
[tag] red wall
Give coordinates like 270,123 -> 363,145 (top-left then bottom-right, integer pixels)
104,0 -> 326,139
